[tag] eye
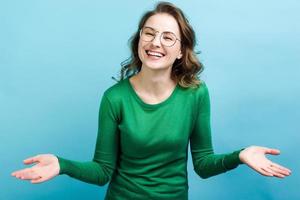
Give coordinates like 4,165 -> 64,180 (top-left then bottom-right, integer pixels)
162,32 -> 176,41
145,32 -> 155,36
163,36 -> 173,41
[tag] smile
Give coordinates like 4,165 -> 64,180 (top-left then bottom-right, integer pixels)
145,50 -> 165,58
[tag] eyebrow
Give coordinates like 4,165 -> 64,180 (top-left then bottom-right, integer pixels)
144,26 -> 177,35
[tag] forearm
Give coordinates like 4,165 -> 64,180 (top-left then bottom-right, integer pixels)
192,148 -> 243,179
57,156 -> 113,186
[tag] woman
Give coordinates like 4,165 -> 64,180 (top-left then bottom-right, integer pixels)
11,2 -> 291,199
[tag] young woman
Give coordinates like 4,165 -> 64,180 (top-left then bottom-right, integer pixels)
11,2 -> 291,199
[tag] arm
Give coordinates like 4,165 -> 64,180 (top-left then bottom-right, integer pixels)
190,82 -> 244,179
57,94 -> 119,186
11,93 -> 120,185
190,83 -> 291,179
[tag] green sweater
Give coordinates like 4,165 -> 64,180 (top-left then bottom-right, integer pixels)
57,77 -> 244,200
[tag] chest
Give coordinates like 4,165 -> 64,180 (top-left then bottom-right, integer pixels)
118,101 -> 195,157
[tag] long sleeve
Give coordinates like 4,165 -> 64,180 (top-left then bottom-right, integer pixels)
57,93 -> 119,186
190,82 -> 244,179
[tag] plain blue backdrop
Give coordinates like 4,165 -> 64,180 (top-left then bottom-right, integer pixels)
1,0 -> 299,199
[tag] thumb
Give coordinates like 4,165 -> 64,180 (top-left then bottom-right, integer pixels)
265,148 -> 280,155
23,155 -> 41,165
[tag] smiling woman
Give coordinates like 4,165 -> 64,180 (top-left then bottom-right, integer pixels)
137,13 -> 183,76
11,1 -> 292,200
120,2 -> 203,88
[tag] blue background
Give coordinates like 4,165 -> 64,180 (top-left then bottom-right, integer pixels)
1,0 -> 299,199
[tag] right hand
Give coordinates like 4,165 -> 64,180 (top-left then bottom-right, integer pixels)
11,154 -> 60,184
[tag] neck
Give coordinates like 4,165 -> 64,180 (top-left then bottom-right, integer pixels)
134,66 -> 176,96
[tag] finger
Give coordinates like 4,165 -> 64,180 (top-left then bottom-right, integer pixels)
269,164 -> 291,176
253,166 -> 273,177
12,168 -> 37,180
266,166 -> 285,178
11,170 -> 19,176
31,176 -> 47,184
270,162 -> 292,174
20,173 -> 41,180
19,168 -> 41,180
260,168 -> 274,177
23,155 -> 41,165
11,168 -> 28,177
261,167 -> 274,176
12,164 -> 40,176
265,148 -> 280,155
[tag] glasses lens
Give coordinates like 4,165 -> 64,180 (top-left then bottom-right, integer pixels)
141,27 -> 155,42
161,32 -> 177,47
140,27 -> 178,47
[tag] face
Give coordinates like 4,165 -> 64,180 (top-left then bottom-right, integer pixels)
138,13 -> 182,72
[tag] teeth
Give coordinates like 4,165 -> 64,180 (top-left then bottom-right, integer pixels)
147,50 -> 164,57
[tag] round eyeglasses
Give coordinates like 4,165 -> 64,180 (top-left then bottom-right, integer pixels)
139,27 -> 181,47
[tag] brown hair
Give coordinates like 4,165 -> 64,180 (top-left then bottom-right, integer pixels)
115,1 -> 204,88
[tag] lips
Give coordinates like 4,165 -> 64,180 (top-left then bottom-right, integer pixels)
145,50 -> 165,58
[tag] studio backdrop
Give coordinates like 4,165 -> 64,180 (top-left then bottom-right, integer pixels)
1,0 -> 299,199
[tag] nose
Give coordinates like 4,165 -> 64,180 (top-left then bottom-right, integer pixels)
151,34 -> 162,47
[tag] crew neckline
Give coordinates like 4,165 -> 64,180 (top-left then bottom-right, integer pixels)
126,77 -> 179,109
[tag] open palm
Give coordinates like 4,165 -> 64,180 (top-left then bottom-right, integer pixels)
11,154 -> 60,184
239,146 -> 291,178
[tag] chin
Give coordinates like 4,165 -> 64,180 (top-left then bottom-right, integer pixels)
142,62 -> 171,71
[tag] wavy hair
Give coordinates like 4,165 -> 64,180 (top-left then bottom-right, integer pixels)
114,1 -> 204,88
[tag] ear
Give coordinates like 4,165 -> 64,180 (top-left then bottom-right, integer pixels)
177,50 -> 183,59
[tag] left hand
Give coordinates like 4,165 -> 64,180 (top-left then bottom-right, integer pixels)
239,146 -> 292,178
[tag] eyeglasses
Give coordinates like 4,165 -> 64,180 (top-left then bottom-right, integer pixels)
139,26 -> 181,47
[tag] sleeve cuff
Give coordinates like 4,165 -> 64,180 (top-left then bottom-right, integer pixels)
56,156 -> 69,175
223,148 -> 245,170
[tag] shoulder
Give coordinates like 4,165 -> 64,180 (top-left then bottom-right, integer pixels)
102,78 -> 129,103
186,80 -> 210,110
195,80 -> 209,95
180,80 -> 209,98
177,80 -> 210,108
99,79 -> 128,120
